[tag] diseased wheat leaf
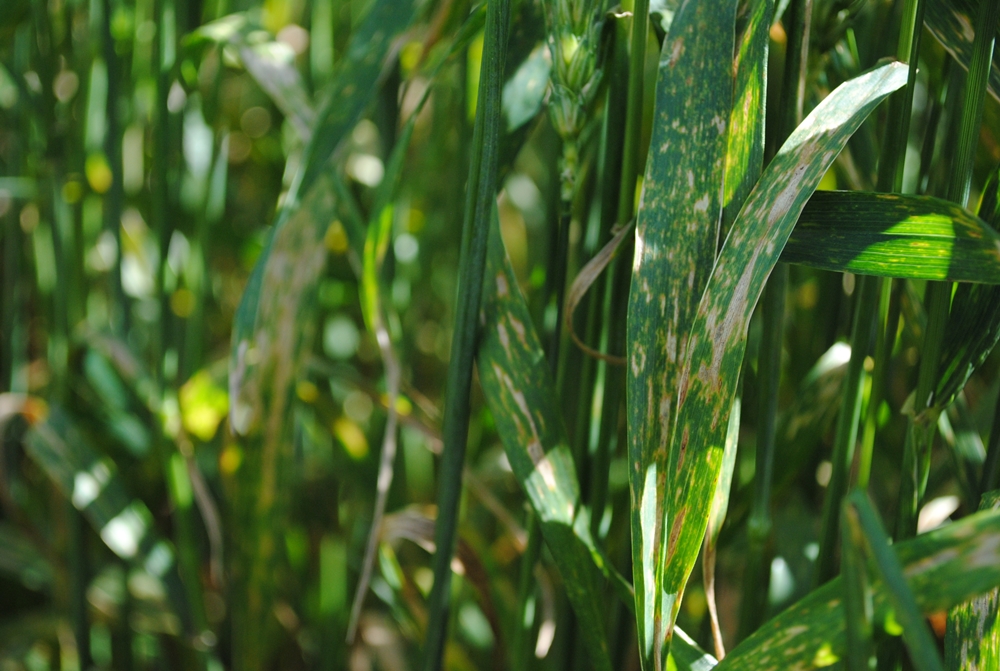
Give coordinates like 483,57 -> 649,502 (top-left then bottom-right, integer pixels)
925,0 -> 1000,102
782,191 -> 1000,282
647,61 -> 906,655
717,506 -> 1000,670
945,490 -> 1000,671
626,1 -> 737,665
478,211 -> 714,671
722,0 -> 772,235
479,213 -> 613,671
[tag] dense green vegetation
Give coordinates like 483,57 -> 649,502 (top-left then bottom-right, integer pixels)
2,0 -> 1000,669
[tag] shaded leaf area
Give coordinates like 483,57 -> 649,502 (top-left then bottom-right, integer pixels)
718,507 -> 1000,670
945,490 -> 1000,671
477,214 -> 715,671
925,0 -> 1000,102
649,61 -> 906,657
20,406 -> 193,634
782,190 -> 1000,282
842,492 -> 944,671
230,0 -> 414,370
226,174 -> 339,667
294,0 -> 419,200
626,0 -> 737,664
934,163 -> 1000,410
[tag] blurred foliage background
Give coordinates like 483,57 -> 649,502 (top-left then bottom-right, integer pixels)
1,0 -> 999,669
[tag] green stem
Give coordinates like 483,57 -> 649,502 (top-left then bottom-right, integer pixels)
738,263 -> 786,640
858,278 -> 902,490
979,388 -> 1000,496
617,0 -> 648,228
817,274 -> 879,583
422,1 -> 511,668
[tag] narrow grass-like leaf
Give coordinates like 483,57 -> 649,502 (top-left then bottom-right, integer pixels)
648,62 -> 907,653
934,164 -> 1000,409
945,490 -> 1000,671
844,491 -> 945,671
293,0 -> 417,202
924,0 -> 1000,102
626,1 -> 737,664
238,42 -> 315,141
717,506 -> 1000,670
422,0 -> 511,667
841,495 -> 876,671
783,191 -> 1000,282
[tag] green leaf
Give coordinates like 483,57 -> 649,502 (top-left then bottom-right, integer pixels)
925,0 -> 1000,103
722,0 -> 772,235
238,42 -> 316,141
934,164 -> 1000,409
422,0 -> 512,667
945,490 -> 1000,671
478,213 -> 614,671
703,397 -> 740,659
718,506 -> 1000,670
502,43 -> 550,133
294,0 -> 418,202
782,191 -> 1000,282
22,407 -> 194,634
478,212 -> 718,671
842,491 -> 945,671
626,1 -> 737,665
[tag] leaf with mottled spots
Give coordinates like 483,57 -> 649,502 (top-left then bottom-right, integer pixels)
626,0 -> 737,665
925,0 -> 1000,103
478,213 -> 714,671
479,215 -> 613,671
722,0 -> 772,236
945,490 -> 1000,671
638,61 -> 906,662
782,190 -> 1000,282
717,505 -> 1000,670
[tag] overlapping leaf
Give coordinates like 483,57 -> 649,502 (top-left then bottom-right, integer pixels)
945,490 -> 1000,671
637,61 -> 906,662
925,0 -> 1000,102
477,214 -> 713,671
626,1 -> 737,665
782,190 -> 1000,282
717,506 -> 1000,670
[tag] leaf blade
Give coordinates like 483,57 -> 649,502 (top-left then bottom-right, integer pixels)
626,1 -> 737,664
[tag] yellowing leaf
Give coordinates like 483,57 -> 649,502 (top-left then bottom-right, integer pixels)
179,370 -> 229,441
